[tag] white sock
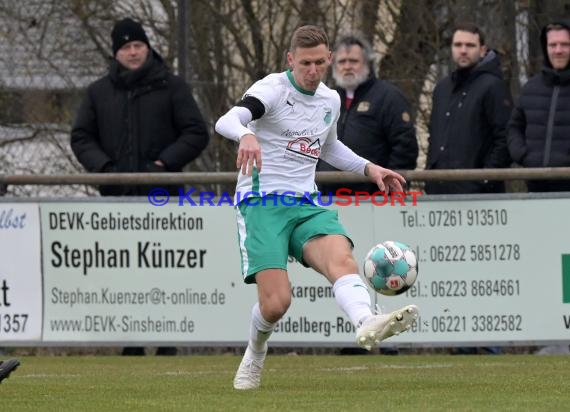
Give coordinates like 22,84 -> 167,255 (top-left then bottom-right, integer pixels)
333,274 -> 373,327
248,302 -> 275,353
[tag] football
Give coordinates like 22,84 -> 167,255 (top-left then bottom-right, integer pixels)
363,240 -> 418,296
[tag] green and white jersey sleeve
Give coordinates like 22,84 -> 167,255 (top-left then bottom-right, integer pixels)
236,70 -> 341,198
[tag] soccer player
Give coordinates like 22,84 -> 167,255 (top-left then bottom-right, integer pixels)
215,25 -> 419,390
0,359 -> 20,384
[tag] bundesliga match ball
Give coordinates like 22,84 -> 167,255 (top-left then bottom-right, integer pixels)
363,241 -> 418,296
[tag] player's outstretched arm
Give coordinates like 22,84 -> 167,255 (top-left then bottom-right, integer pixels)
364,163 -> 406,193
320,139 -> 406,191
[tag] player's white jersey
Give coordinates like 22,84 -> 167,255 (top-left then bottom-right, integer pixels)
236,70 -> 340,197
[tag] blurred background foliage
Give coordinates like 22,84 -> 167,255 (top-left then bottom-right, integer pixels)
0,0 -> 568,195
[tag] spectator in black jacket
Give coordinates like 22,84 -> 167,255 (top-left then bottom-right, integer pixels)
317,33 -> 418,194
70,18 -> 210,356
508,19 -> 570,193
71,17 -> 209,197
426,23 -> 512,194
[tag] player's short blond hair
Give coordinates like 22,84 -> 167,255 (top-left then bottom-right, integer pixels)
289,25 -> 329,51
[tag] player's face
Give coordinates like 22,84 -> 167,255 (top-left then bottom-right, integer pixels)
287,44 -> 331,92
115,41 -> 149,71
546,29 -> 570,70
451,31 -> 486,69
332,45 -> 370,90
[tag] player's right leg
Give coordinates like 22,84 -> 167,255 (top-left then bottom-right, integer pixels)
234,345 -> 267,390
234,198 -> 296,389
234,269 -> 291,390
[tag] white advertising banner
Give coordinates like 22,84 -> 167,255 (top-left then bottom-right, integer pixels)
41,202 -> 256,343
369,197 -> 570,346
31,196 -> 570,346
0,204 -> 42,342
268,197 -> 569,345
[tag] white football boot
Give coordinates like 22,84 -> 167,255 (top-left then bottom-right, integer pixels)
356,304 -> 419,350
233,345 -> 267,390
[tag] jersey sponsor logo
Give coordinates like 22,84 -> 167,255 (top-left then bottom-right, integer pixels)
285,137 -> 321,160
282,128 -> 319,138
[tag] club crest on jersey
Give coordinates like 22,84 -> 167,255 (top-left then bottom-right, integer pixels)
323,108 -> 332,125
285,137 -> 321,160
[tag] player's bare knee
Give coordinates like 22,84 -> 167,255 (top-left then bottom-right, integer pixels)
262,303 -> 289,323
260,294 -> 291,322
328,253 -> 358,277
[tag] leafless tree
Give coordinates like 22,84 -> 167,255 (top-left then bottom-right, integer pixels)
1,0 -> 568,196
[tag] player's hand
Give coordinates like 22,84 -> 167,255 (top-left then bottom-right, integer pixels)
365,163 -> 406,193
237,134 -> 262,176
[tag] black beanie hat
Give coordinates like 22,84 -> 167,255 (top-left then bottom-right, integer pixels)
111,18 -> 150,55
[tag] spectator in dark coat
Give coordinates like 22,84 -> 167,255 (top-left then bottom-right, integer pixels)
71,17 -> 209,197
426,23 -> 512,194
317,33 -> 418,194
70,18 -> 210,356
508,19 -> 570,192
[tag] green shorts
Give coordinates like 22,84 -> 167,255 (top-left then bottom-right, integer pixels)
235,195 -> 352,283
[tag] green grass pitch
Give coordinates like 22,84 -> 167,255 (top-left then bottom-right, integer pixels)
1,355 -> 569,411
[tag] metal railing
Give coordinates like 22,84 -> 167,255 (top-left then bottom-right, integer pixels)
1,167 -> 570,186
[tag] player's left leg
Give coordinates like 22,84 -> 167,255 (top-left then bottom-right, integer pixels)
355,304 -> 419,350
303,234 -> 419,350
292,205 -> 377,326
302,234 -> 374,325
292,204 -> 419,350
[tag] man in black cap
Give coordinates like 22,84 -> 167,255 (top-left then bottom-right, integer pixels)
110,17 -> 152,61
71,17 -> 209,196
71,18 -> 210,356
0,359 -> 19,384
